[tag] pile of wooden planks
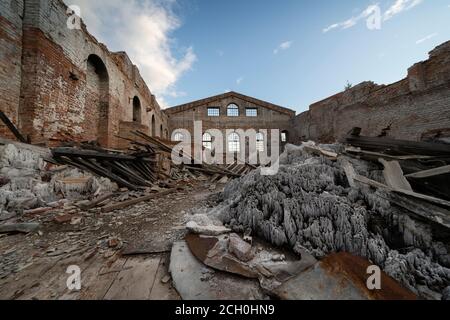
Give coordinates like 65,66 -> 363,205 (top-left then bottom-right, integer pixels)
50,131 -> 257,190
51,146 -> 158,191
344,128 -> 450,229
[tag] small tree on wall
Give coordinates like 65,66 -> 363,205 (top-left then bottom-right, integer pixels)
345,81 -> 353,91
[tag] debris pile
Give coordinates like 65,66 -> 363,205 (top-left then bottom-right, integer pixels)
216,136 -> 450,299
170,212 -> 416,300
50,131 -> 253,190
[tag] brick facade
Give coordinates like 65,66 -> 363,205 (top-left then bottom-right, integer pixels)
290,41 -> 450,144
0,0 -> 168,148
165,91 -> 295,158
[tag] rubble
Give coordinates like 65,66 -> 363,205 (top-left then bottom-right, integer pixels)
169,241 -> 266,300
216,142 -> 450,299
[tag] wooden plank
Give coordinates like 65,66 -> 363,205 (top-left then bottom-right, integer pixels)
354,174 -> 450,208
405,165 -> 450,179
345,134 -> 450,156
104,256 -> 161,300
379,159 -> 413,191
345,147 -> 437,161
388,194 -> 450,229
101,189 -> 176,213
78,257 -> 128,300
79,193 -> 116,210
341,159 -> 357,188
304,145 -> 338,159
0,110 -> 28,143
149,257 -> 180,300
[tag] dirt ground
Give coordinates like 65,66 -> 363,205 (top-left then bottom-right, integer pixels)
0,181 -> 222,300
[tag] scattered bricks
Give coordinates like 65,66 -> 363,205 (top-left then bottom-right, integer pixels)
108,238 -> 120,248
229,233 -> 253,262
54,214 -> 72,224
24,207 -> 53,216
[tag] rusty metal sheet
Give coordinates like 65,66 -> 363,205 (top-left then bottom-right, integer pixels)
272,252 -> 417,300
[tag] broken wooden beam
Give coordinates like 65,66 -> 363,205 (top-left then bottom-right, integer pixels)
0,110 -> 28,143
79,192 -> 116,210
353,174 -> 450,208
101,189 -> 176,213
345,130 -> 450,156
379,159 -> 413,192
405,165 -> 450,179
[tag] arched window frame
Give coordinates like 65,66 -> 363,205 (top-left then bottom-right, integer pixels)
203,132 -> 213,150
227,104 -> 239,117
228,132 -> 240,153
173,132 -> 185,142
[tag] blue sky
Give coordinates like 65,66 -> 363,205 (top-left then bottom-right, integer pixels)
71,0 -> 450,113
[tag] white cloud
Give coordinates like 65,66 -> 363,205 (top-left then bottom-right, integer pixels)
323,0 -> 423,33
384,0 -> 423,21
274,41 -> 293,54
323,4 -> 379,33
236,77 -> 244,85
65,0 -> 196,108
416,33 -> 438,44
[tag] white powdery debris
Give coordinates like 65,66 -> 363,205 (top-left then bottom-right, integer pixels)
0,144 -> 118,212
0,144 -> 44,171
218,144 -> 450,298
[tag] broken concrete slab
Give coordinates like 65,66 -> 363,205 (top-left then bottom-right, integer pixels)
185,233 -> 259,279
169,241 -> 265,300
272,252 -> 417,300
186,221 -> 231,236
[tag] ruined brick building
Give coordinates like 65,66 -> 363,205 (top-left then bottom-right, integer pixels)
1,0 -> 449,151
0,0 -> 169,148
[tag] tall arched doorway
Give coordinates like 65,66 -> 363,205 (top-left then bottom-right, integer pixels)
86,54 -> 109,146
133,96 -> 141,123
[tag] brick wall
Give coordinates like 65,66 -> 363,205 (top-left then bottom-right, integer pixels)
0,0 -> 169,148
0,0 -> 24,139
291,41 -> 450,143
166,92 -> 294,157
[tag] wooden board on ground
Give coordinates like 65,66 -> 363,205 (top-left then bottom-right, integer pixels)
104,256 -> 161,300
149,256 -> 180,300
78,256 -> 127,300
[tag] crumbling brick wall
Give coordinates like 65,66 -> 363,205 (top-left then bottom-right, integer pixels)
291,41 -> 450,143
0,0 -> 24,140
0,0 -> 169,148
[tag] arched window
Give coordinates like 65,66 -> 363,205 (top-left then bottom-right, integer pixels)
160,125 -> 163,138
203,133 -> 213,150
227,104 -> 239,117
228,132 -> 240,152
173,132 -> 185,142
133,96 -> 141,123
256,132 -> 265,152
